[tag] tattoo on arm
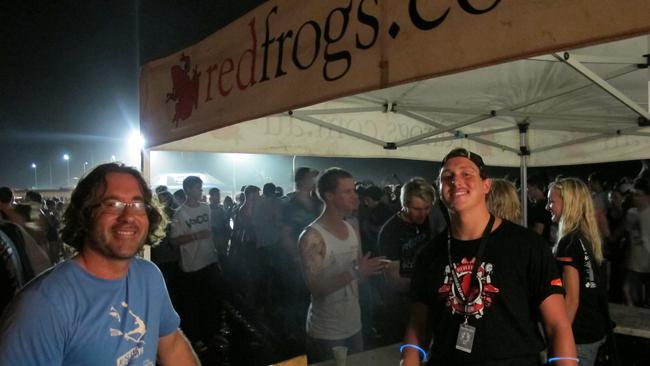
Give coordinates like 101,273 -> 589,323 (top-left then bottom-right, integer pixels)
299,228 -> 326,284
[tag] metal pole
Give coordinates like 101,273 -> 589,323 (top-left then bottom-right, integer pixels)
32,165 -> 37,189
49,160 -> 53,188
292,155 -> 297,191
66,160 -> 70,187
232,159 -> 237,199
518,123 -> 530,227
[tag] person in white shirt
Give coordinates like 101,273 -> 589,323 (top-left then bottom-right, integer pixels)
170,175 -> 222,351
299,168 -> 387,363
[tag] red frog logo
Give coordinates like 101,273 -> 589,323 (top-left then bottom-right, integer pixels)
438,258 -> 500,319
166,53 -> 201,126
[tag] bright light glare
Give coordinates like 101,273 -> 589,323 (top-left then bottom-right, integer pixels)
227,153 -> 251,163
31,163 -> 36,168
125,131 -> 145,168
63,154 -> 69,161
128,132 -> 145,150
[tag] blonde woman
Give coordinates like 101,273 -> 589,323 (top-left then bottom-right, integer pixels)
547,178 -> 608,366
487,179 -> 522,224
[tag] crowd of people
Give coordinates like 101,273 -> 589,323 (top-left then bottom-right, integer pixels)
0,187 -> 65,314
0,151 -> 649,365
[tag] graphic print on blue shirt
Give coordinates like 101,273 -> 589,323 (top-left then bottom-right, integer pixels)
0,258 -> 179,366
109,301 -> 148,366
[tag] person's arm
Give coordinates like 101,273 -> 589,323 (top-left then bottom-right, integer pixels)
561,265 -> 580,323
0,204 -> 26,226
540,294 -> 578,366
353,224 -> 387,283
157,329 -> 200,365
169,230 -> 211,247
594,209 -> 611,239
298,228 -> 384,298
299,228 -> 353,298
376,220 -> 408,290
383,260 -> 411,292
401,302 -> 431,366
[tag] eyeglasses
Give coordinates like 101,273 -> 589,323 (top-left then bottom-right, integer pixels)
99,199 -> 149,215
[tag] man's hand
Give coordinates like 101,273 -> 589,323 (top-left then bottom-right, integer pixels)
402,302 -> 430,366
170,229 -> 211,247
540,294 -> 577,366
384,260 -> 411,292
299,228 -> 383,298
357,252 -> 388,278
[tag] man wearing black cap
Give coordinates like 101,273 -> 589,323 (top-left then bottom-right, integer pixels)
402,148 -> 576,365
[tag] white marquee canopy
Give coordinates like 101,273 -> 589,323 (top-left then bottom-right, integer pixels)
152,35 -> 650,168
142,1 -> 650,170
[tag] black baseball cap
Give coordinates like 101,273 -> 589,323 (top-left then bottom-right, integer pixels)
441,148 -> 487,178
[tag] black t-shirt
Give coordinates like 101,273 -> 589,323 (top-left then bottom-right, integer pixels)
411,220 -> 564,365
555,231 -> 608,344
378,213 -> 432,278
360,202 -> 394,253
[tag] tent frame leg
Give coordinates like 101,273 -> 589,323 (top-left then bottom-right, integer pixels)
518,123 -> 529,227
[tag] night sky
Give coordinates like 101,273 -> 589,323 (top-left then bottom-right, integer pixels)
0,0 -> 265,189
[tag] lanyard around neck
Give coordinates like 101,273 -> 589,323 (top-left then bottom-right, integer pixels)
446,214 -> 495,305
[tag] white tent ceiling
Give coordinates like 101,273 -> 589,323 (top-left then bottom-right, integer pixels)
152,35 -> 649,167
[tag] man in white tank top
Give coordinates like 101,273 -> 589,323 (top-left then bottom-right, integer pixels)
299,168 -> 388,363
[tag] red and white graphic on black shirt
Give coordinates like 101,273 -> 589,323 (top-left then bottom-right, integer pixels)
438,257 -> 500,319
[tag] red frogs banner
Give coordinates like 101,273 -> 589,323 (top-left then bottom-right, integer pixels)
140,0 -> 650,148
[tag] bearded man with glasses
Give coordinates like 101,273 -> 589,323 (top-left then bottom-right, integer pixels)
0,163 -> 199,366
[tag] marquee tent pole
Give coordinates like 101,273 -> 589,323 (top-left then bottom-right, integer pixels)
519,123 -> 530,227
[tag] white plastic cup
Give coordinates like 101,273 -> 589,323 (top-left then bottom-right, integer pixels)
332,346 -> 348,366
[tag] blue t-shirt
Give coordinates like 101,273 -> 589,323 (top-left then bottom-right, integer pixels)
0,258 -> 180,366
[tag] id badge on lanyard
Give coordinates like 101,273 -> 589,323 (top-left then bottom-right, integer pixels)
456,321 -> 476,353
448,214 -> 494,354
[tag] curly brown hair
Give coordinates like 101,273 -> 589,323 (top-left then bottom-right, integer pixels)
60,163 -> 167,251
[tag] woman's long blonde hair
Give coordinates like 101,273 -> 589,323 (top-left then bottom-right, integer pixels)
487,179 -> 522,224
549,177 -> 603,264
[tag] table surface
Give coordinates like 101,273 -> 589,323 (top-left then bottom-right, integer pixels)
609,303 -> 650,339
310,343 -> 401,366
308,303 -> 650,365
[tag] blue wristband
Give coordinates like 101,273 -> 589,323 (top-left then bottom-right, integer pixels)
400,344 -> 427,362
548,356 -> 579,363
